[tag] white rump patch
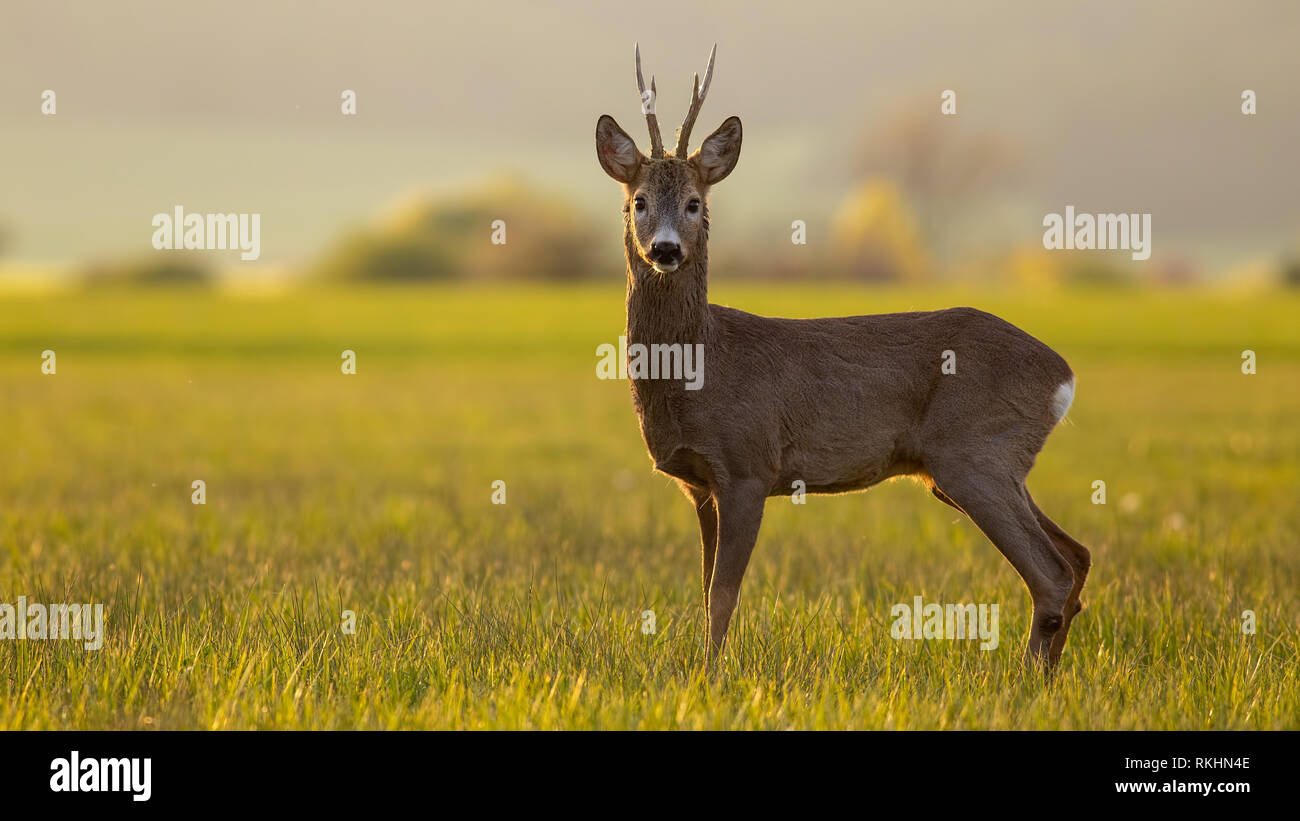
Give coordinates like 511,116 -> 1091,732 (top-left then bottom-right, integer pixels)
1049,377 -> 1075,425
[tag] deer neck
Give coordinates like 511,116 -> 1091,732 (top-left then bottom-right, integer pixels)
623,233 -> 712,459
623,232 -> 712,347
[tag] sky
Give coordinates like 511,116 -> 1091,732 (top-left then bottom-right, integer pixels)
2,0 -> 1297,270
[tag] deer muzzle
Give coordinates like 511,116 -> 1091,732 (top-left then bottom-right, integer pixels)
648,238 -> 683,273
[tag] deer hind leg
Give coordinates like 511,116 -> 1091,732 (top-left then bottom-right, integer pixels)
706,479 -> 767,660
1024,489 -> 1091,663
927,460 -> 1075,672
682,483 -> 718,609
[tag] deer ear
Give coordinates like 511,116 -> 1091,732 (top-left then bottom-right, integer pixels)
596,115 -> 642,183
691,116 -> 742,185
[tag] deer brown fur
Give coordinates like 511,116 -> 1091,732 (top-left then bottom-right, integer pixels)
596,45 -> 1091,671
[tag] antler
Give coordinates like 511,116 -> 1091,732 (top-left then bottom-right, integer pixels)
634,43 -> 664,158
674,44 -> 716,157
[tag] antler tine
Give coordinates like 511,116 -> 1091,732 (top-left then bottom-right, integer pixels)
699,42 -> 716,101
634,43 -> 664,158
674,44 -> 716,157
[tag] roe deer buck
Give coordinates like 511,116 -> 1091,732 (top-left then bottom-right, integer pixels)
595,45 -> 1090,671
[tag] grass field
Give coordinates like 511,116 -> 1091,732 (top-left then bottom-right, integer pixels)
0,282 -> 1296,729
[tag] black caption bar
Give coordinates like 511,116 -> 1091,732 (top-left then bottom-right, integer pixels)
1,730 -> 1287,811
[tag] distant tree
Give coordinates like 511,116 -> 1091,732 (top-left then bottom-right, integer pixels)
80,255 -> 214,288
313,177 -> 608,283
1282,254 -> 1300,288
315,232 -> 456,282
853,106 -> 1019,264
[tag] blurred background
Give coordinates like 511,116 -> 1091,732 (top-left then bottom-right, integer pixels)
2,0 -> 1297,289
1,1 -> 1298,731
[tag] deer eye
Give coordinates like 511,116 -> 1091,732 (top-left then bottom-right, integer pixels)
634,196 -> 647,213
686,199 -> 701,215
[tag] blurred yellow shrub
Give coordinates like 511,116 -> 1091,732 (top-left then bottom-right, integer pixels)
831,180 -> 929,282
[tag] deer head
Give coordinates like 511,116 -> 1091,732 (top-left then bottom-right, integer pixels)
595,44 -> 742,275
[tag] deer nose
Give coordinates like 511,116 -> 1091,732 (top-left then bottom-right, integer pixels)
650,241 -> 681,261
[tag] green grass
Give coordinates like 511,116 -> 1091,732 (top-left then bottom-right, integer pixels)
0,282 -> 1296,729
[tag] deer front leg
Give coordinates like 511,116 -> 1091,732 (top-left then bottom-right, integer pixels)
685,485 -> 719,609
707,480 -> 767,659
